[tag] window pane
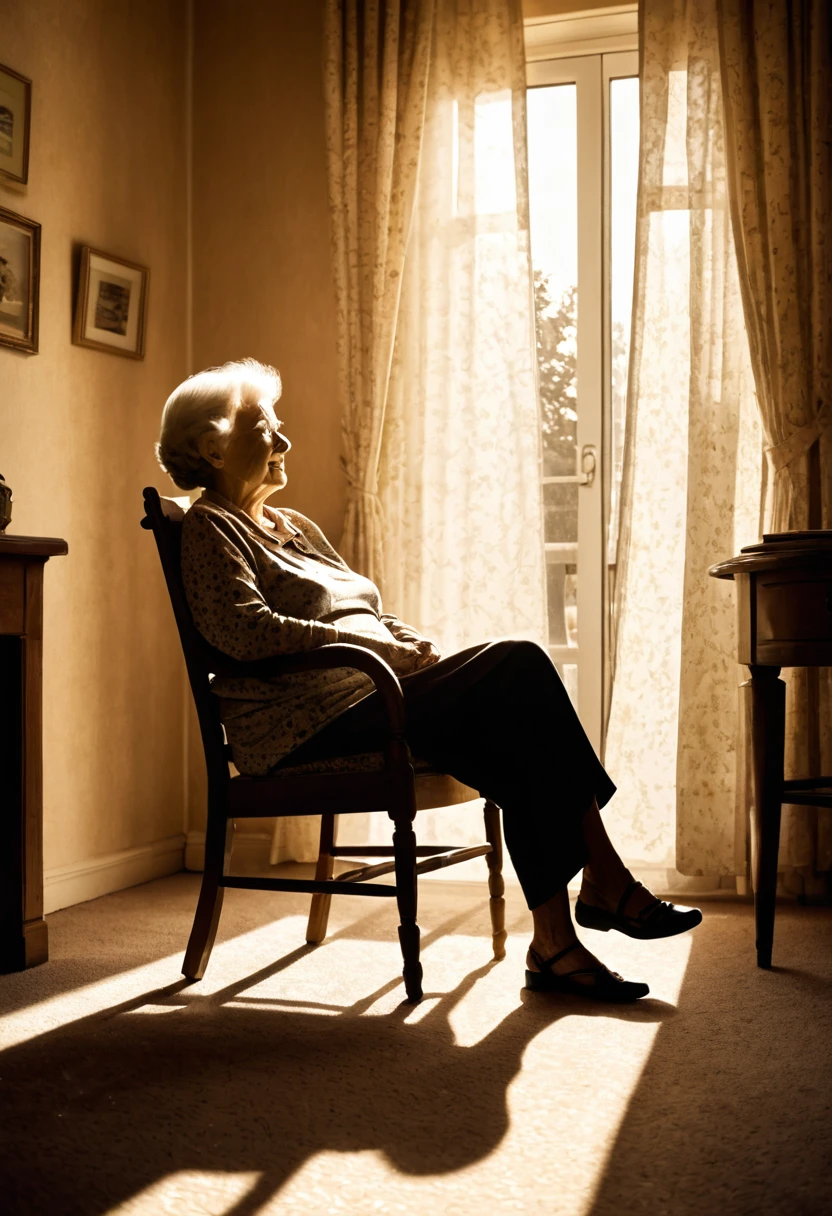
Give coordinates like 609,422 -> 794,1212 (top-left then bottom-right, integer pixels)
560,663 -> 578,707
547,561 -> 578,647
527,84 -> 580,653
608,75 -> 640,564
530,82 -> 574,483
543,481 -> 577,545
527,85 -> 578,482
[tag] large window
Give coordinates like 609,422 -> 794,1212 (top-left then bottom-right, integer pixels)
526,50 -> 640,751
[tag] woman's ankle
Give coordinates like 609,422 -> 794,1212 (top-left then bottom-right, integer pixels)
581,862 -> 631,902
529,929 -> 577,962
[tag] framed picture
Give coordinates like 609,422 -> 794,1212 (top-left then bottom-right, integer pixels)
73,246 -> 149,359
0,205 -> 40,354
0,63 -> 32,185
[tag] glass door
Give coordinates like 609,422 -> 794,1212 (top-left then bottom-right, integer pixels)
527,52 -> 640,753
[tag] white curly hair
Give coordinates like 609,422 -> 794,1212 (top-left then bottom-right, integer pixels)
156,358 -> 282,491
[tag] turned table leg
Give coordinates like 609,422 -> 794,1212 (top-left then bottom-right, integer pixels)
748,664 -> 785,969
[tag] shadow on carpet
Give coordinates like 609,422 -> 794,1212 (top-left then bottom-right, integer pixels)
0,905 -> 670,1216
587,904 -> 832,1216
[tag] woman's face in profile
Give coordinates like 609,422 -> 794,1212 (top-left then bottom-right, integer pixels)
221,397 -> 291,493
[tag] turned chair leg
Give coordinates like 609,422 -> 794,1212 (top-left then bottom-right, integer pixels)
183,811 -> 233,980
392,810 -> 423,1003
306,813 -> 338,945
483,799 -> 507,960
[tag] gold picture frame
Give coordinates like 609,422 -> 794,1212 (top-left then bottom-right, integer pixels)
0,205 -> 40,354
72,246 -> 149,360
0,62 -> 32,185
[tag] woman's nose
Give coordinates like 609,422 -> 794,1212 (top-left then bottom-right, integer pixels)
273,431 -> 291,454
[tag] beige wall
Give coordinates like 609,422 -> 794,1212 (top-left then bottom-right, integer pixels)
186,0 -> 342,836
191,0 -> 343,542
0,0 -> 190,884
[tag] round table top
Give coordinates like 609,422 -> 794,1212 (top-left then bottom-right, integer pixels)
710,530 -> 832,579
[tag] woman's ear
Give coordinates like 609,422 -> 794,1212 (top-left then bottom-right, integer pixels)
198,430 -> 226,469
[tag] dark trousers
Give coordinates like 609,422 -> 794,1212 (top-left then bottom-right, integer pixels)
281,640 -> 616,909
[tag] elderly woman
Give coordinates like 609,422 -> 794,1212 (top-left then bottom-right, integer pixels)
157,357 -> 701,1003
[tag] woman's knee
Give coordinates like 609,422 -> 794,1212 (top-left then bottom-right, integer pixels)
488,638 -> 554,672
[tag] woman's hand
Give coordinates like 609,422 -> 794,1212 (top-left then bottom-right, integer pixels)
411,638 -> 441,670
383,637 -> 440,675
381,615 -> 441,669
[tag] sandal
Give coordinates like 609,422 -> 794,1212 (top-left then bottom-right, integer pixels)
575,878 -> 702,940
524,944 -> 649,1003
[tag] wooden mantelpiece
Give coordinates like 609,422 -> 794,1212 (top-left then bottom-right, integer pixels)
0,533 -> 68,972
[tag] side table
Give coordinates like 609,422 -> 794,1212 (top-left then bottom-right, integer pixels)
710,531 -> 832,967
0,533 -> 68,971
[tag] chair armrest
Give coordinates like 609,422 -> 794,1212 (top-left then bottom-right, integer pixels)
208,643 -> 406,735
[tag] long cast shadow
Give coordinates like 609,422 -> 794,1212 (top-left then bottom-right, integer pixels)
586,905 -> 832,1216
0,905 -> 673,1216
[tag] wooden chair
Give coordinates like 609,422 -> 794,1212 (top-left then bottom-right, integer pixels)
141,487 -> 507,1002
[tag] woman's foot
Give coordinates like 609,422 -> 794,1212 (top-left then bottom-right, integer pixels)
577,870 -> 702,940
579,868 -> 657,916
528,884 -> 649,1002
527,935 -> 602,984
525,938 -> 649,1002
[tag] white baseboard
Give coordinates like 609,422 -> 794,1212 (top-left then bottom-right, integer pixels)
44,834 -> 185,914
185,829 -> 273,873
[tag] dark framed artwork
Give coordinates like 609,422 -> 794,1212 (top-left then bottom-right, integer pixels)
0,205 -> 40,354
0,62 -> 32,185
72,246 -> 149,359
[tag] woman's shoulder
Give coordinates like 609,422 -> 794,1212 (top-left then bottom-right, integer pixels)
183,496 -> 230,540
184,494 -> 251,534
182,496 -> 259,562
278,508 -> 342,560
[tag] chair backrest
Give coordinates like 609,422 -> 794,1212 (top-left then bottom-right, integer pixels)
141,486 -> 231,791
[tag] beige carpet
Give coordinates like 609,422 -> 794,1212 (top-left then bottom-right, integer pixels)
0,873 -> 830,1216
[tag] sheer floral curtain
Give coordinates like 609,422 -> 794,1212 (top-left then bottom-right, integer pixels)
272,0 -> 435,864
274,0 -> 543,864
718,0 -> 832,892
380,0 -> 545,656
604,0 -> 763,886
376,0 -> 545,856
324,0 -> 435,592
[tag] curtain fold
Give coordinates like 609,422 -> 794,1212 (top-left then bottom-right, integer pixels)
718,0 -> 832,887
324,0 -> 435,592
376,0 -> 545,859
380,0 -> 545,655
325,0 -> 544,652
274,0 -> 435,865
605,0 -> 763,879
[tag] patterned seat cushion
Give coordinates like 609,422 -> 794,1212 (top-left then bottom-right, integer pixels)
234,753 -> 480,807
270,751 -> 435,777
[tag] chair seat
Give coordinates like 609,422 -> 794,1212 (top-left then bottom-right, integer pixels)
270,751 -> 433,777
249,752 -> 480,810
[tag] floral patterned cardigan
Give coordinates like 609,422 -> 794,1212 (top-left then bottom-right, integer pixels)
180,491 -> 422,776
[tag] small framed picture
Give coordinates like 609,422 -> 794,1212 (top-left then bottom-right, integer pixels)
0,205 -> 40,354
0,63 -> 32,185
73,246 -> 149,359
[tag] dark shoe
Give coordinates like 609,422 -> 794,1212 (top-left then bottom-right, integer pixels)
524,944 -> 649,1003
575,879 -> 702,940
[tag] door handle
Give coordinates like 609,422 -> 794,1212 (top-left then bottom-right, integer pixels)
578,444 -> 597,487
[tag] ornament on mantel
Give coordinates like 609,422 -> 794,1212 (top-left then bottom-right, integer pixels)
0,475 -> 12,532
